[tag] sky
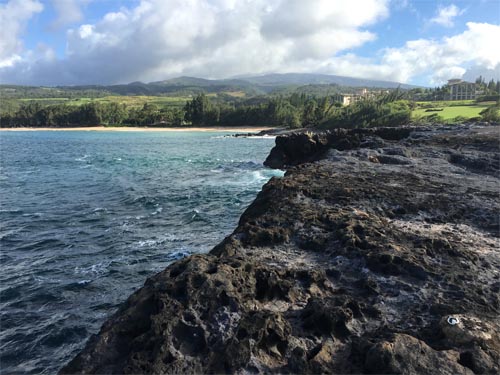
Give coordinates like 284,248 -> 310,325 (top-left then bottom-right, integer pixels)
0,0 -> 499,86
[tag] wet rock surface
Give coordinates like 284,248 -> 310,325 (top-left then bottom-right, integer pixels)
62,124 -> 500,374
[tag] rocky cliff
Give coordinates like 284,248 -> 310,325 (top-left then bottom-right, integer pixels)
61,124 -> 500,374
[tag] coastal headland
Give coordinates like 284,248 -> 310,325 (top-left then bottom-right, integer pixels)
61,124 -> 499,374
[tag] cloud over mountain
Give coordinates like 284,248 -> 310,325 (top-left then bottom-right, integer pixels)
0,0 -> 498,86
0,0 -> 389,84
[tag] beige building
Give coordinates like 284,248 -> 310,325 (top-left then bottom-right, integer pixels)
333,93 -> 364,106
446,79 -> 477,100
332,88 -> 384,106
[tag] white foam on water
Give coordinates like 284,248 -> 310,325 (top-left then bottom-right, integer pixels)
151,206 -> 163,216
75,155 -> 90,162
74,262 -> 110,275
0,209 -> 22,213
246,135 -> 276,139
135,234 -> 182,248
169,249 -> 191,260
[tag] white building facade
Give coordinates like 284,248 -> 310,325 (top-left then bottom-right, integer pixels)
446,79 -> 477,100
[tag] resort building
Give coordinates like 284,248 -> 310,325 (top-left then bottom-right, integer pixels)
332,94 -> 361,106
332,88 -> 391,106
446,79 -> 477,100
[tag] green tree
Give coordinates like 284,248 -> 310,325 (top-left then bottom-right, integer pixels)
139,103 -> 161,125
487,79 -> 496,93
101,103 -> 127,125
184,93 -> 212,125
480,103 -> 500,122
302,99 -> 318,126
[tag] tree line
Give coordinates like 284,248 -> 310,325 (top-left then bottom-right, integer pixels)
183,92 -> 338,128
7,88 -> 497,129
184,91 -> 415,129
0,91 -> 416,129
0,93 -> 325,128
0,102 -> 184,128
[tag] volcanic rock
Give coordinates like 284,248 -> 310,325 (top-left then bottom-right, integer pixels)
61,124 -> 500,374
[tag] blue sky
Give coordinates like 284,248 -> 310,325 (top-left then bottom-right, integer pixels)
1,0 -> 499,86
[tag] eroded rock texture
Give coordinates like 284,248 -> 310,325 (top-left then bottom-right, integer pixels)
62,124 -> 500,374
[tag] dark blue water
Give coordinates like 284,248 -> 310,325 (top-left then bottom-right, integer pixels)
0,130 -> 282,374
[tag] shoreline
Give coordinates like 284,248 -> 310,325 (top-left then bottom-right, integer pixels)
0,126 -> 274,132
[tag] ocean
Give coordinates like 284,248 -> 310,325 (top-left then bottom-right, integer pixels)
0,130 -> 282,374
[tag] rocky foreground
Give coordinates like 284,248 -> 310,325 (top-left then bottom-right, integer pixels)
62,124 -> 499,374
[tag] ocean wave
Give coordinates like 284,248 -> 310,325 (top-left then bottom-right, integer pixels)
0,208 -> 24,214
151,206 -> 163,216
74,262 -> 110,276
135,234 -> 183,248
183,208 -> 209,224
0,228 -> 24,241
246,135 -> 276,139
235,160 -> 261,169
17,238 -> 66,252
75,154 -> 90,162
167,249 -> 192,261
21,212 -> 44,218
62,280 -> 94,291
130,195 -> 161,208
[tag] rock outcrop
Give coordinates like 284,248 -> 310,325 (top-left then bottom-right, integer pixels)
61,124 -> 500,374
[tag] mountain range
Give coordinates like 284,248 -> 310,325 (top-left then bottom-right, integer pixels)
1,73 -> 418,98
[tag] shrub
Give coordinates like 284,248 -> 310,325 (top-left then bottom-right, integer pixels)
476,94 -> 500,103
480,104 -> 500,122
320,99 -> 412,129
423,113 -> 445,123
451,116 -> 468,123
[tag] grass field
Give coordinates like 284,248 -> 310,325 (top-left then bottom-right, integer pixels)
412,101 -> 493,120
17,95 -> 191,108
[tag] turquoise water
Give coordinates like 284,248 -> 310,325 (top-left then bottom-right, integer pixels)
0,131 -> 282,374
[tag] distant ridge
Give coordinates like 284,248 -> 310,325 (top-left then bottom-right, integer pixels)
237,73 -> 417,89
0,73 -> 419,98
150,73 -> 417,90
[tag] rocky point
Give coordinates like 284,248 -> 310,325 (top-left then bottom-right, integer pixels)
61,124 -> 500,374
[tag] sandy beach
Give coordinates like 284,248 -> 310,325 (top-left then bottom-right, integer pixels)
0,126 -> 274,132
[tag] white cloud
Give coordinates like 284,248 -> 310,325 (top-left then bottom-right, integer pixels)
324,22 -> 500,85
0,0 -> 498,86
50,0 -> 84,29
0,0 -> 43,66
0,0 -> 389,85
463,64 -> 500,82
430,4 -> 464,27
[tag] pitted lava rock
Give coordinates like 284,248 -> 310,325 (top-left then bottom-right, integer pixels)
61,124 -> 500,374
